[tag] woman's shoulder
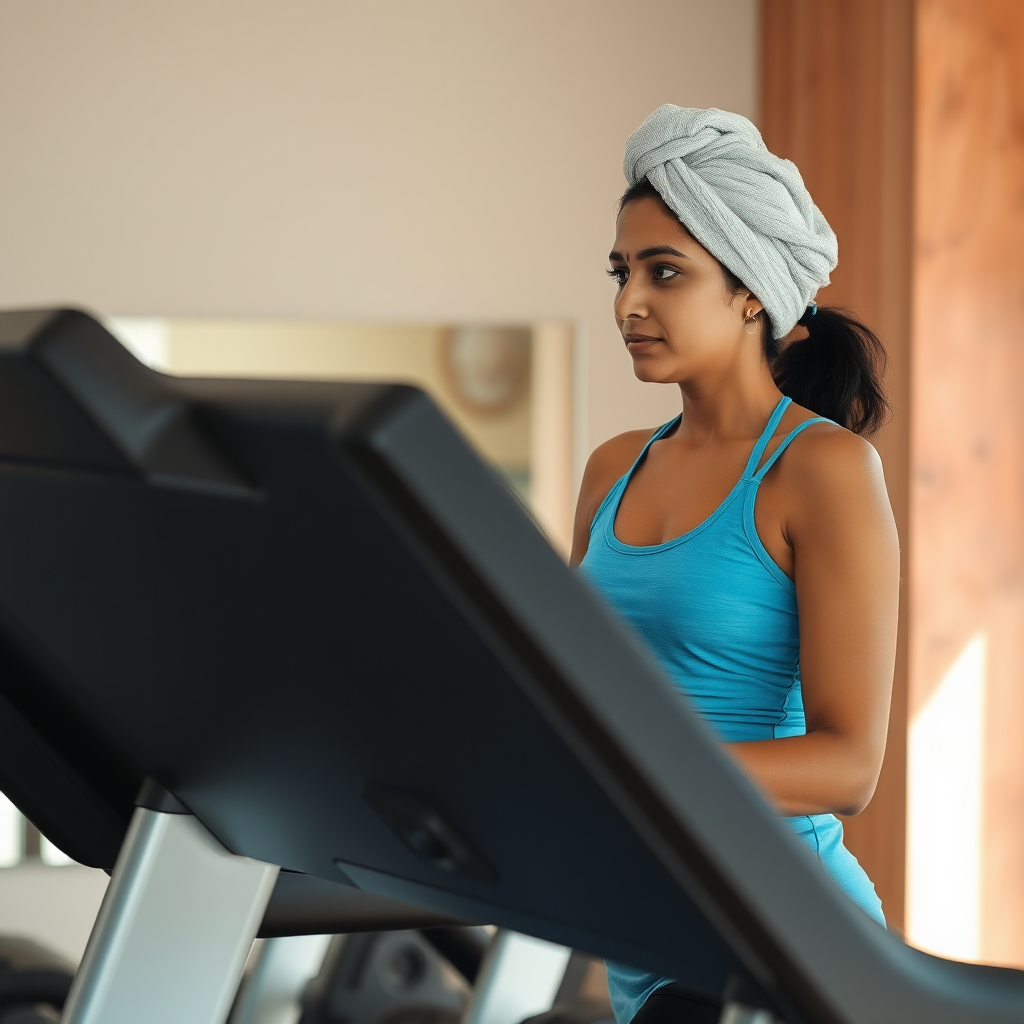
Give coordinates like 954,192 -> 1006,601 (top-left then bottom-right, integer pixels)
768,406 -> 898,582
775,405 -> 889,509
588,427 -> 658,469
580,427 -> 657,505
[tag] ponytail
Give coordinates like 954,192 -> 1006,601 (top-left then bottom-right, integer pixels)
768,306 -> 889,436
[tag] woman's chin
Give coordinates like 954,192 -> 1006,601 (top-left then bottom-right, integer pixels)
630,358 -> 681,385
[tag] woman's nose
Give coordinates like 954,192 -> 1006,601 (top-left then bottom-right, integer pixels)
614,277 -> 648,323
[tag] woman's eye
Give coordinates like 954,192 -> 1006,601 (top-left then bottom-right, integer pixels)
607,267 -> 628,286
652,265 -> 680,281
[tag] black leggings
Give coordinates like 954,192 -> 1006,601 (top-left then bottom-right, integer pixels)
630,984 -> 722,1024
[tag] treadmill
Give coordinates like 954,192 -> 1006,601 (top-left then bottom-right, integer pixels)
0,308 -> 1020,1024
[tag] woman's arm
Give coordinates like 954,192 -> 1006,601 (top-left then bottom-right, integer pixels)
725,429 -> 900,816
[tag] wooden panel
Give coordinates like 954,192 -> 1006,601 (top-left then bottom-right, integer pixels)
913,0 -> 1024,967
530,322 -> 575,558
760,0 -> 914,931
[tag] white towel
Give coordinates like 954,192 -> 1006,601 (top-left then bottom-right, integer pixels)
623,105 -> 837,340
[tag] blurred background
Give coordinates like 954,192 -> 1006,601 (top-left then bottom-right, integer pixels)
0,0 -> 1021,979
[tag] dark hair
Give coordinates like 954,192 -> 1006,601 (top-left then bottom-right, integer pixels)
618,178 -> 890,435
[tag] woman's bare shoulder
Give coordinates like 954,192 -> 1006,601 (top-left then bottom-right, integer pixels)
581,428 -> 655,505
776,411 -> 892,524
782,412 -> 884,487
570,428 -> 658,565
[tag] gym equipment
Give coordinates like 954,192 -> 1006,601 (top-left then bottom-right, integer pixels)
0,938 -> 73,1022
231,926 -> 486,1024
299,928 -> 468,1024
420,927 -> 491,986
230,927 -> 608,1024
462,932 -> 578,1024
0,308 -> 1023,1024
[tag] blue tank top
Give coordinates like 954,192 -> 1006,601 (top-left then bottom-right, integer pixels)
579,396 -> 884,1024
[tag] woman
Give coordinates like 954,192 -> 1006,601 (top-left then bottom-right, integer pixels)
573,106 -> 900,1024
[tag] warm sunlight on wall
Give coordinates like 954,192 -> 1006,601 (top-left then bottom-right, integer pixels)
907,632 -> 986,960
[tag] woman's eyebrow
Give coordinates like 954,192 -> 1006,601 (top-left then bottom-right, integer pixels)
636,245 -> 690,261
607,246 -> 691,263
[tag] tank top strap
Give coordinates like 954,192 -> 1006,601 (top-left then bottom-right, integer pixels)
742,396 -> 792,478
636,414 -> 682,468
751,415 -> 832,483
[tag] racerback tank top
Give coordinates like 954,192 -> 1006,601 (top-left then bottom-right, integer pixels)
579,395 -> 884,1024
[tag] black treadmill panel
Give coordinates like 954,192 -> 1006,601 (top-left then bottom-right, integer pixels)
2,309 -> 1023,1024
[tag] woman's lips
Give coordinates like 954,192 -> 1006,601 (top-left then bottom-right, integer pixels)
624,335 -> 662,349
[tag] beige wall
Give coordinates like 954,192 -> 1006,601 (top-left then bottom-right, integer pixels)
0,0 -> 757,471
0,864 -> 108,963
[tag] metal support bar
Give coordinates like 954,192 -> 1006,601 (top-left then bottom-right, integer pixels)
230,934 -> 332,1024
461,930 -> 572,1024
62,805 -> 279,1024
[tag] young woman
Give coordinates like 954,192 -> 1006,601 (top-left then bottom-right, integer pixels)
573,106 -> 900,1024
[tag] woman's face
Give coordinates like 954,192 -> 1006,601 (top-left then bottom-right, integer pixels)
609,196 -> 762,386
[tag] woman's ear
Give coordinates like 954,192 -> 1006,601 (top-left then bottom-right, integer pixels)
743,292 -> 765,316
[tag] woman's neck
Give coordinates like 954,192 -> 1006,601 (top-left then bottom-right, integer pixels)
675,365 -> 784,444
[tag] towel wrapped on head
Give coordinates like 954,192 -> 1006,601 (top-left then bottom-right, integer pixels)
623,105 -> 838,340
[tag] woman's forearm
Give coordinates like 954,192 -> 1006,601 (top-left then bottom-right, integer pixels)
724,731 -> 882,817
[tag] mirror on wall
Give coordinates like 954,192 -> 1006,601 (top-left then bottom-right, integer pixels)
104,316 -> 575,554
